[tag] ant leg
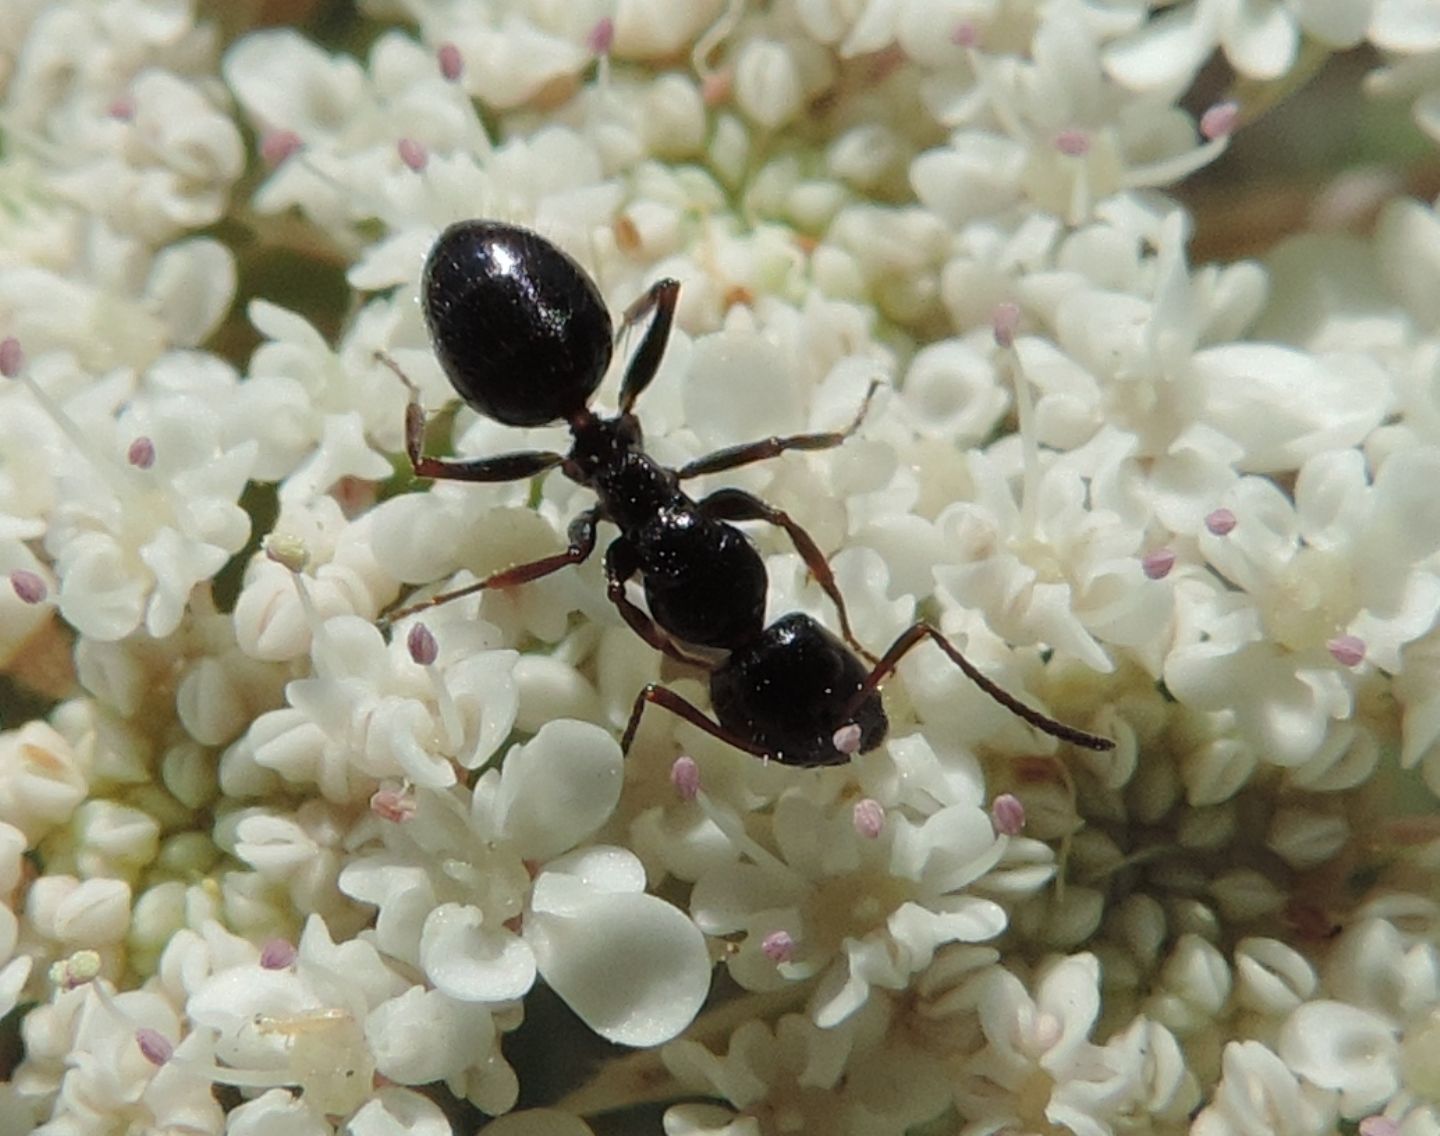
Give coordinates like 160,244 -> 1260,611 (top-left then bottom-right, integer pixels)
376,350 -> 565,483
842,623 -> 1115,752
697,487 -> 875,662
617,279 -> 681,413
621,683 -> 770,760
605,539 -> 714,668
674,380 -> 880,480
384,508 -> 600,623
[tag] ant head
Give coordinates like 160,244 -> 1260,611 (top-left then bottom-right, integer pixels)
423,220 -> 613,427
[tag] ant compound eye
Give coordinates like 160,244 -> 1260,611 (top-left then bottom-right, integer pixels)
422,221 -> 614,427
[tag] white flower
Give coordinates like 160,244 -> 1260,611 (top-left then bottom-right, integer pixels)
4,0 -> 243,242
185,915 -> 486,1122
46,68 -> 245,243
247,612 -> 518,799
12,977 -> 219,1134
1166,447 -> 1440,769
338,720 -> 711,1046
28,362 -> 257,642
27,877 -> 133,958
1281,1000 -> 1401,1116
0,227 -> 236,400
0,720 -> 88,843
232,500 -> 399,663
235,298 -> 410,501
224,28 -> 489,236
931,440 -> 1170,677
1275,918 -> 1440,1129
1106,0 -> 1373,91
689,761 -> 1011,1028
955,953 -> 1189,1136
229,799 -> 363,930
401,6 -> 590,110
914,13 -> 1224,226
224,27 -> 625,277
663,1013 -> 881,1136
1192,1038 -> 1337,1136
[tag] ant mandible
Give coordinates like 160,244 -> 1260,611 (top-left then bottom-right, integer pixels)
384,219 -> 1113,765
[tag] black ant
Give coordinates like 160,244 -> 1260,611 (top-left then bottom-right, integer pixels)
382,219 -> 1113,766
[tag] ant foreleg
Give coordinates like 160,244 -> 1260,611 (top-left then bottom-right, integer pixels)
621,683 -> 770,760
604,540 -> 714,668
697,487 -> 875,663
376,350 -> 565,483
384,508 -> 601,624
674,380 -> 881,480
842,623 -> 1114,752
617,279 -> 681,413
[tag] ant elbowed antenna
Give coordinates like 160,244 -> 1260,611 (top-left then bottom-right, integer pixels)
380,219 -> 1114,766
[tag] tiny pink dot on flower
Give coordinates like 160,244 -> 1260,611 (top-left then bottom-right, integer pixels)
259,938 -> 297,969
135,1028 -> 173,1066
1200,101 -> 1239,140
951,22 -> 979,47
1359,1119 -> 1400,1136
761,930 -> 795,962
1054,129 -> 1090,156
397,137 -> 428,171
259,128 -> 302,168
1142,548 -> 1176,579
991,793 -> 1026,835
670,755 -> 701,801
587,17 -> 615,55
1327,635 -> 1366,667
1205,507 -> 1237,536
437,42 -> 463,81
10,569 -> 47,605
107,94 -> 136,121
702,69 -> 733,106
853,798 -> 885,839
407,622 -> 439,666
371,786 -> 417,823
127,436 -> 155,469
0,336 -> 25,378
832,723 -> 862,755
992,302 -> 1021,348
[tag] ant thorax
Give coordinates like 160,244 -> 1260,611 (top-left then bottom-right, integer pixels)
565,411 -> 678,532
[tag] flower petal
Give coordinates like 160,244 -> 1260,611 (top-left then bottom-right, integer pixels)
528,892 -> 710,1045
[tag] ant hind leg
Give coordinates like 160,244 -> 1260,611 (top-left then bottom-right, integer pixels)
842,623 -> 1115,751
621,683 -> 771,760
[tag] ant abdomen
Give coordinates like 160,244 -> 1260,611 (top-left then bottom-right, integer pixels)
423,220 -> 612,427
709,613 -> 888,767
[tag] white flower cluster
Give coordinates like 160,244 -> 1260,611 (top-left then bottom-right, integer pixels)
1,0 -> 1438,1134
